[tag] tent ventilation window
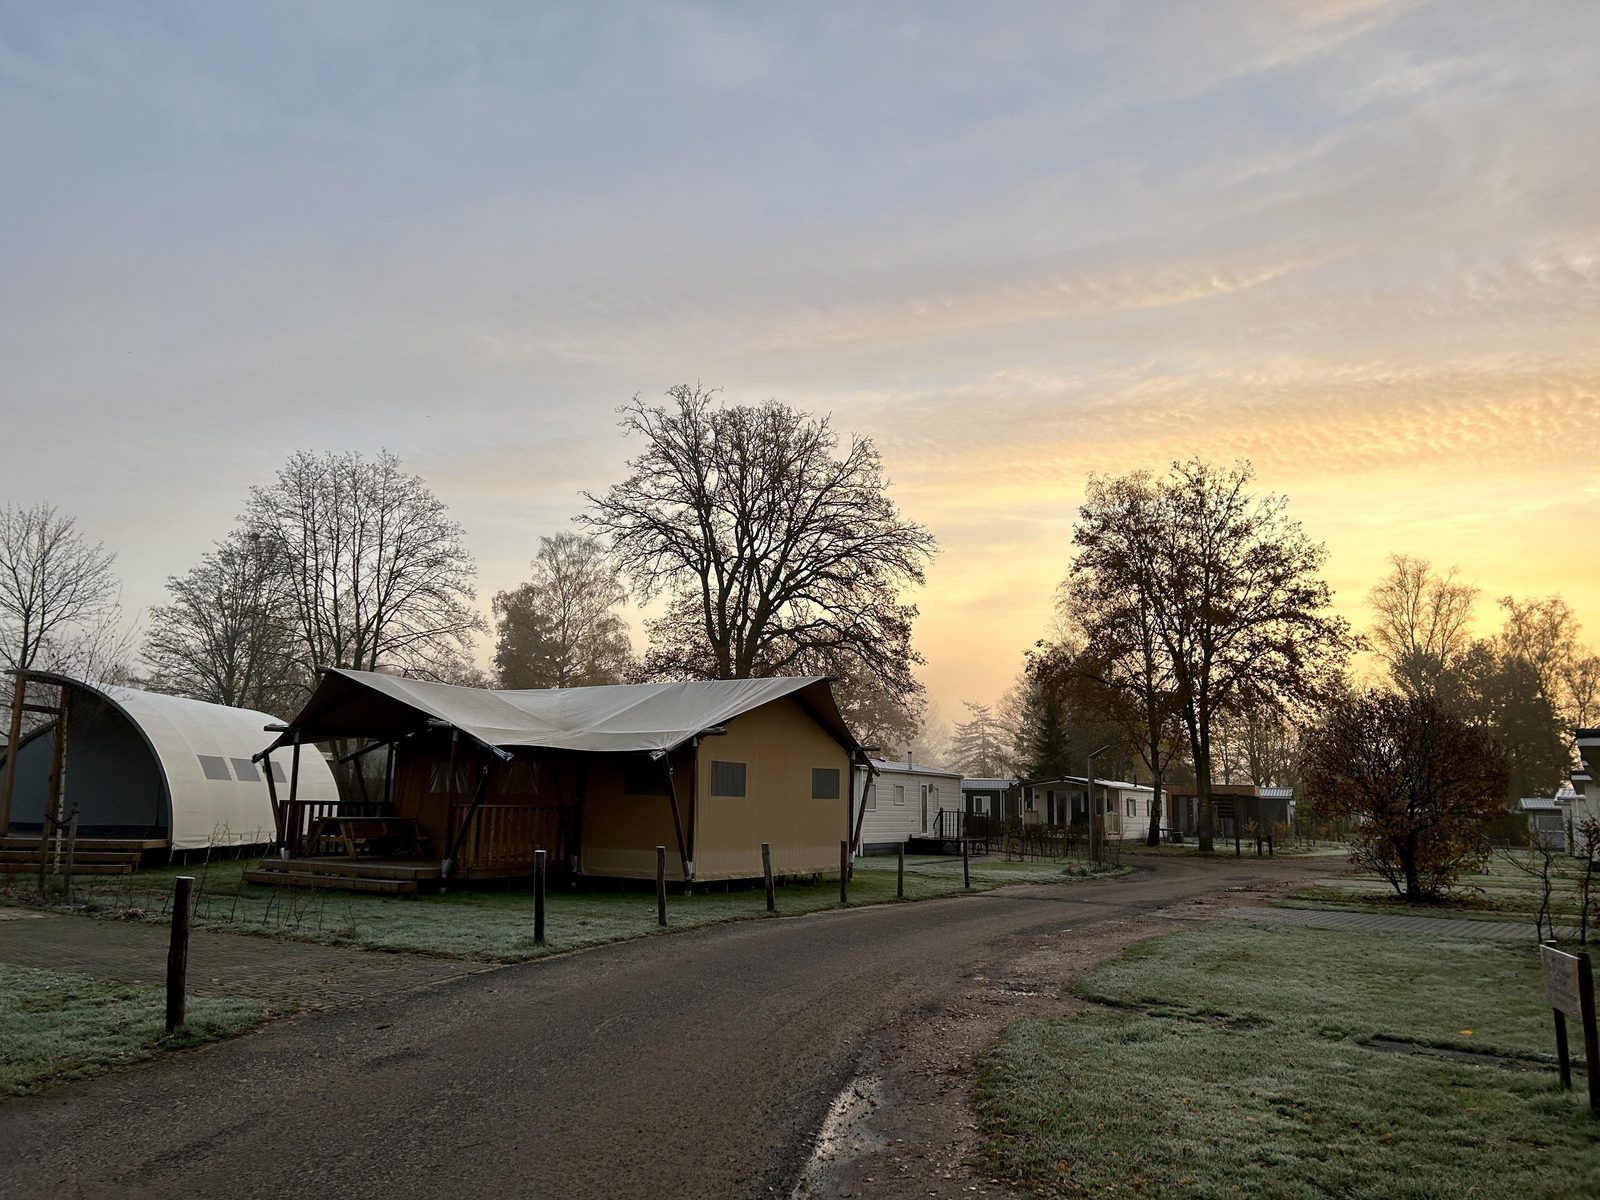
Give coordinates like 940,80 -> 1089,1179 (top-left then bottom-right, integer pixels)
197,755 -> 232,782
231,758 -> 260,782
811,768 -> 840,800
710,761 -> 747,797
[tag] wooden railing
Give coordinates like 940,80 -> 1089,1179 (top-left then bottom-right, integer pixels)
279,799 -> 388,856
449,802 -> 569,872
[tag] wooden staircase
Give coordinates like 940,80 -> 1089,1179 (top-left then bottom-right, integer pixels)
243,856 -> 443,896
0,835 -> 159,876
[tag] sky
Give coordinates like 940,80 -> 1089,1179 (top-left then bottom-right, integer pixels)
3,1 -> 1597,722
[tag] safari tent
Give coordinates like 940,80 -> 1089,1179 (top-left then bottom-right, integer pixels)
0,671 -> 338,866
248,668 -> 864,893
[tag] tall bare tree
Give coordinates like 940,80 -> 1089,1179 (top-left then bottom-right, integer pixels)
0,503 -> 121,674
1565,652 -> 1600,731
1366,554 -> 1478,698
493,533 -> 633,689
1495,594 -> 1577,707
246,450 -> 485,679
1072,461 -> 1351,852
582,386 -> 936,715
143,529 -> 304,712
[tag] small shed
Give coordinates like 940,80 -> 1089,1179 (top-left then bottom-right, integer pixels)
1517,796 -> 1567,851
250,668 -> 864,891
0,670 -> 338,855
1164,785 -> 1293,841
961,777 -> 1018,820
852,757 -> 964,853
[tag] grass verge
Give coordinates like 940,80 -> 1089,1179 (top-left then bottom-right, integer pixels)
6,853 -> 1132,963
1292,852 -> 1593,919
975,922 -> 1600,1198
0,962 -> 266,1096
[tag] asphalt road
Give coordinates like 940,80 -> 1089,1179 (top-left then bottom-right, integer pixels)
0,855 -> 1323,1200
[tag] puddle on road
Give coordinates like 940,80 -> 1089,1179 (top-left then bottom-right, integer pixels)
790,1071 -> 886,1199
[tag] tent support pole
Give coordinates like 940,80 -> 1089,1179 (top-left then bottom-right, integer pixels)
260,750 -> 282,848
849,758 -> 876,858
659,756 -> 691,892
0,670 -> 27,835
40,685 -> 69,891
382,743 -> 396,812
445,761 -> 492,870
286,734 -> 302,856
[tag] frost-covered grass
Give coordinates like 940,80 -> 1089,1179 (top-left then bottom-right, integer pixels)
976,923 -> 1600,1198
12,851 -> 1129,963
0,962 -> 265,1095
1294,853 -> 1592,917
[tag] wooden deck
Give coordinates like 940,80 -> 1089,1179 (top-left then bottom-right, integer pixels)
244,856 -> 445,896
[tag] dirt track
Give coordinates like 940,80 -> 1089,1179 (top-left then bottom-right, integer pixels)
0,852 -> 1342,1200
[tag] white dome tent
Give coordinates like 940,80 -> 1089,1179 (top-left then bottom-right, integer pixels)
0,672 -> 338,853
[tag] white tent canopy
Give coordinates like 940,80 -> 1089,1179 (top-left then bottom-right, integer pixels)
3,673 -> 338,851
271,668 -> 860,756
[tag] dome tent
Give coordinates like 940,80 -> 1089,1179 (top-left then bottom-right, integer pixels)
1,672 -> 338,852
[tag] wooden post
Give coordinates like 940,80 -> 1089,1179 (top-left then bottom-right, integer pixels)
655,845 -> 668,927
897,842 -> 905,899
762,842 -> 775,913
40,687 -> 68,892
382,742 -> 396,811
166,875 -> 193,1032
260,750 -> 282,848
1555,1006 -> 1573,1090
0,670 -> 25,835
962,833 -> 971,889
533,849 -> 547,946
1582,952 -> 1600,1117
839,840 -> 849,904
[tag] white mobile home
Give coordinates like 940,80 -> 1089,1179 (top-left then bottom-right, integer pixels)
1020,775 -> 1157,840
853,757 -> 964,853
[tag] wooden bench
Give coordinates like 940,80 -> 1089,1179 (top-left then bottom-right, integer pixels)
305,815 -> 424,860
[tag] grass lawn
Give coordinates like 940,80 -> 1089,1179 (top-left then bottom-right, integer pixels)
1293,852 -> 1593,920
0,962 -> 266,1096
975,922 -> 1600,1199
1124,842 -> 1349,860
6,851 -> 1130,963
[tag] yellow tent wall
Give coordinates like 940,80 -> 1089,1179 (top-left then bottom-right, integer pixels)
578,696 -> 851,882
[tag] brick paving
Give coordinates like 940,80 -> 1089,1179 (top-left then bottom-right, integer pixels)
0,905 -> 491,1010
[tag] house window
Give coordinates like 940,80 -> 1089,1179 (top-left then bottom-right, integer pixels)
231,758 -> 259,782
197,755 -> 231,781
710,760 -> 747,797
893,784 -> 905,806
624,757 -> 671,796
1126,797 -> 1136,817
811,768 -> 841,799
865,783 -> 877,810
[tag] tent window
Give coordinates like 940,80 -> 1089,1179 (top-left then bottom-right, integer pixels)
231,758 -> 260,782
267,761 -> 286,784
624,757 -> 670,796
865,782 -> 877,810
197,755 -> 232,782
710,760 -> 746,797
811,768 -> 840,800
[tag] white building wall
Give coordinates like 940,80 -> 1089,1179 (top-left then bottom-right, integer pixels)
853,764 -> 963,851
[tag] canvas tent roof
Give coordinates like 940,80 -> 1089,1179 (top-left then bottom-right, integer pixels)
271,668 -> 861,757
4,672 -> 338,851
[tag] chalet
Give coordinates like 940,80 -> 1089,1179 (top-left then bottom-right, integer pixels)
245,668 -> 864,894
1565,729 -> 1600,858
961,776 -> 1018,820
1517,796 -> 1566,851
0,670 -> 338,877
1164,784 -> 1294,841
852,756 -> 964,854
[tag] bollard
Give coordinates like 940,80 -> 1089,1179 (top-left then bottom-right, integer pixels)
839,841 -> 849,904
897,842 -> 905,899
656,845 -> 667,927
962,834 -> 971,889
762,843 -> 775,913
533,849 -> 547,945
166,875 -> 194,1033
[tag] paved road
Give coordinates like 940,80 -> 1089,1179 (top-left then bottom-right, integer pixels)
0,856 -> 1330,1200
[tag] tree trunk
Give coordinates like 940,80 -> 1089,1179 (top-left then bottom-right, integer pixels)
1146,766 -> 1163,847
1196,757 -> 1215,853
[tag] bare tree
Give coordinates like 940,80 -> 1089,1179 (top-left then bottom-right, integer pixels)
0,504 -> 120,674
245,450 -> 486,679
493,533 -> 633,688
582,386 -> 936,713
1366,554 -> 1478,697
143,529 -> 305,711
1565,652 -> 1600,731
1496,594 -> 1577,707
1071,461 -> 1351,852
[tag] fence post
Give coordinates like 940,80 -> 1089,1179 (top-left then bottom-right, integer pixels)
962,833 -> 971,889
762,842 -> 775,913
166,875 -> 194,1033
656,845 -> 667,927
897,842 -> 905,899
533,849 -> 547,946
61,804 -> 79,902
839,841 -> 849,904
